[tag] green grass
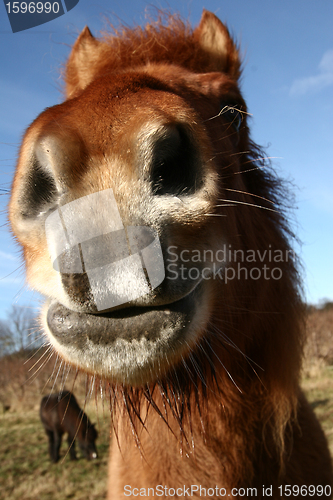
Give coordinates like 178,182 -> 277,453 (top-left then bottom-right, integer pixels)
0,404 -> 110,500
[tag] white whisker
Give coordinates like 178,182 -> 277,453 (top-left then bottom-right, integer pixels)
224,188 -> 275,206
216,199 -> 278,213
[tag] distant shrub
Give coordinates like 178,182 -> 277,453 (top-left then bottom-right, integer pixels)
303,306 -> 333,370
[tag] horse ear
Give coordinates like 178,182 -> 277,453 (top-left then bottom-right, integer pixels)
194,10 -> 241,80
65,26 -> 102,98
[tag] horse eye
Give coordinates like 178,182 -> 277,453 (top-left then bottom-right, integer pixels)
219,103 -> 242,132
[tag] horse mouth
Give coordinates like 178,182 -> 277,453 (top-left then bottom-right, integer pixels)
43,282 -> 208,385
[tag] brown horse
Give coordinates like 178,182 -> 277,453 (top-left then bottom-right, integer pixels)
40,391 -> 98,462
9,10 -> 333,499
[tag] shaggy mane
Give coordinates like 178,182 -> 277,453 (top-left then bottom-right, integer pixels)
102,12 -> 238,74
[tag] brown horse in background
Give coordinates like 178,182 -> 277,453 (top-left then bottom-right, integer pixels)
40,391 -> 98,462
9,10 -> 332,499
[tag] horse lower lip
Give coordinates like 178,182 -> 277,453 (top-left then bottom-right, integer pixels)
44,285 -> 205,383
46,285 -> 201,347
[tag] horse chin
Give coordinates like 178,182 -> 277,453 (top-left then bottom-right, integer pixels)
42,281 -> 211,385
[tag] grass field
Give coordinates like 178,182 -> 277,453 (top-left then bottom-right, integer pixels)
0,403 -> 110,500
0,365 -> 332,500
302,364 -> 333,455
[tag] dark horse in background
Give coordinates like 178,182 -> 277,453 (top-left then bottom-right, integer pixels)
40,391 -> 98,463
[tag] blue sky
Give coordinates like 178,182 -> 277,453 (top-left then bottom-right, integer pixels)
0,0 -> 332,320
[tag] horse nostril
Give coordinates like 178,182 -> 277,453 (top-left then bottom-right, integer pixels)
150,124 -> 202,196
19,157 -> 59,219
60,272 -> 94,308
11,132 -> 87,226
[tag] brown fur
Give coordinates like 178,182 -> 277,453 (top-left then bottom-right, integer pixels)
9,10 -> 333,499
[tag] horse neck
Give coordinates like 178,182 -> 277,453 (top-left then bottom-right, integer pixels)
108,379 -> 269,491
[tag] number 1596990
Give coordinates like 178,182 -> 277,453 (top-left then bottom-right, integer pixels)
5,2 -> 60,14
